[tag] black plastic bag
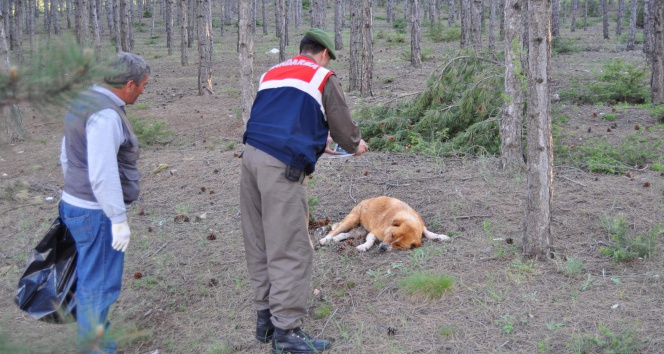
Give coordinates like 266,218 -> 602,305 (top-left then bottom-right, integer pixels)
15,216 -> 78,324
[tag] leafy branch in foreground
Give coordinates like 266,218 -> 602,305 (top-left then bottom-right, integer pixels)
0,37 -> 110,109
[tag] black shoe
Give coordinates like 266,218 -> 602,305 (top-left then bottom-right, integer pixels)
271,327 -> 331,353
256,309 -> 275,343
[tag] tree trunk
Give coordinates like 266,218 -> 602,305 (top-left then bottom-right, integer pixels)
52,0 -> 61,35
0,10 -> 25,144
361,0 -> 373,96
188,0 -> 195,47
114,0 -> 122,51
626,0 -> 636,50
166,0 -> 173,55
501,0 -> 525,170
348,0 -> 361,91
551,0 -> 559,36
238,0 -> 254,129
276,0 -> 286,61
648,0 -> 663,104
601,0 -> 609,39
387,0 -> 395,22
197,0 -> 213,95
312,0 -> 326,28
335,0 -> 344,49
90,0 -> 102,61
448,0 -> 455,26
616,0 -> 624,36
460,0 -> 471,48
643,0 -> 650,54
180,0 -> 188,65
488,0 -> 496,52
570,0 -> 576,32
471,0 -> 482,51
121,0 -> 131,51
583,0 -> 587,30
13,0 -> 23,64
523,0 -> 553,260
410,0 -> 422,67
76,0 -> 88,46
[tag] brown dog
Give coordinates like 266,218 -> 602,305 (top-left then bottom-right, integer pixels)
319,196 -> 450,251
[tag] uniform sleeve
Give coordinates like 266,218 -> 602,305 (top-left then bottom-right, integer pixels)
323,74 -> 362,153
86,109 -> 128,224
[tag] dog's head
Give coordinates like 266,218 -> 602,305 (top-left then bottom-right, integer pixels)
378,217 -> 423,252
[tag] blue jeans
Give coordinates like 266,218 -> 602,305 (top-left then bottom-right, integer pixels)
59,201 -> 124,354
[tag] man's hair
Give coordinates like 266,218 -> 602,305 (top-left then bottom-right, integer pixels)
104,52 -> 151,87
299,36 -> 326,56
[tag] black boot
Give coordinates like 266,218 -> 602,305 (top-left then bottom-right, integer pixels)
256,309 -> 275,343
271,327 -> 332,354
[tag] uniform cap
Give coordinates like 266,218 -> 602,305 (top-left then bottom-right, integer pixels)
304,28 -> 336,60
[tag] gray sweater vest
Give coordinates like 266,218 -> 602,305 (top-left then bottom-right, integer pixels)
63,89 -> 141,204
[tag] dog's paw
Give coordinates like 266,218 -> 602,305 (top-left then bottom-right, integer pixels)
436,234 -> 451,241
356,244 -> 370,252
319,237 -> 331,245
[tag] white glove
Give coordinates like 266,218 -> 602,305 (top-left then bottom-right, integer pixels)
111,220 -> 131,252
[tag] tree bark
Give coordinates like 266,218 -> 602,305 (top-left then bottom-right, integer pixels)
551,0 -> 559,36
121,0 -> 131,51
489,0 -> 496,52
166,0 -> 173,55
523,0 -> 553,260
410,0 -> 422,67
90,0 -> 102,61
238,0 -> 254,129
348,0 -> 361,91
76,0 -> 88,46
276,0 -> 286,61
626,0 -> 636,50
312,0 -> 326,28
616,0 -> 624,36
0,10 -> 25,144
460,0 -> 471,48
13,0 -> 23,63
648,0 -> 663,104
471,0 -> 482,51
197,0 -> 213,95
335,0 -> 344,49
601,0 -> 609,39
448,0 -> 455,26
570,0 -> 576,32
501,0 -> 525,171
180,0 -> 189,65
114,0 -> 122,52
643,0 -> 650,54
361,0 -> 373,96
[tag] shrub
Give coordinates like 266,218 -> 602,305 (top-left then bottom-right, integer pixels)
128,115 -> 174,146
599,214 -> 661,264
559,59 -> 649,104
552,36 -> 580,55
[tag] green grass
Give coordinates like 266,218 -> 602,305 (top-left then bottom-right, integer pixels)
399,272 -> 454,300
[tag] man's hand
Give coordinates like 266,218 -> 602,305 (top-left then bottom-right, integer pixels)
111,220 -> 131,252
324,134 -> 336,155
354,139 -> 369,156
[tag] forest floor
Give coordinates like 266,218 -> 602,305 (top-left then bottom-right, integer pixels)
1,12 -> 664,354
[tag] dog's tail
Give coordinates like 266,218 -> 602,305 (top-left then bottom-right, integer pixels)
423,229 -> 451,241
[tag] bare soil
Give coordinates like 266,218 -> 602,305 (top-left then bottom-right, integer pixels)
1,17 -> 664,354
